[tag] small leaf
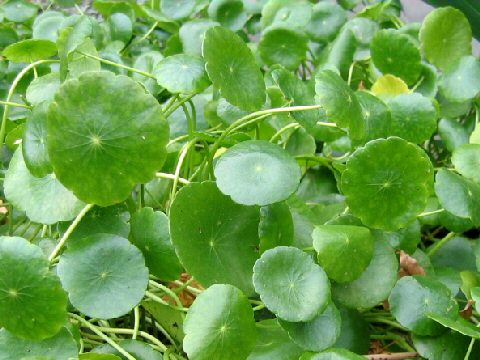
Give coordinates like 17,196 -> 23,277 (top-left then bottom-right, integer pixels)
179,19 -> 219,56
2,39 -> 57,63
170,181 -> 260,295
57,234 -> 149,319
341,137 -> 433,230
279,302 -> 341,352
253,246 -> 330,322
259,26 -> 308,70
161,0 -> 196,20
440,56 -> 480,102
371,74 -> 409,96
333,238 -> 398,311
0,327 -> 77,360
452,144 -> 480,184
306,2 -> 347,42
214,140 -> 302,206
26,73 -> 60,106
129,207 -> 183,281
434,169 -> 480,226
371,29 -> 421,85
203,26 -> 266,112
385,93 -> 437,144
0,237 -> 67,340
315,70 -> 364,140
389,275 -> 458,336
154,54 -> 210,94
108,13 -> 132,43
2,0 -> 38,23
247,319 -> 303,360
5,147 -> 85,225
208,0 -> 248,31
312,225 -> 374,283
22,103 -> 52,178
183,284 -> 256,360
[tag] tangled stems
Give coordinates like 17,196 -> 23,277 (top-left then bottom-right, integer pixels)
427,232 -> 456,257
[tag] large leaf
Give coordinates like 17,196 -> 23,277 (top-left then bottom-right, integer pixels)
47,71 -> 169,206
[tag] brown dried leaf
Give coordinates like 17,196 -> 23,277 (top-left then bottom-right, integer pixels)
399,250 -> 426,276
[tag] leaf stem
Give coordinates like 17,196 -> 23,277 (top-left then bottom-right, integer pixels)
139,21 -> 159,42
76,51 -> 156,79
48,203 -> 94,262
427,232 -> 456,257
69,313 -> 136,360
164,94 -> 196,118
0,59 -> 57,162
132,306 -> 140,340
169,139 -> 196,208
156,172 -> 190,184
145,291 -> 189,312
417,208 -> 445,217
270,122 -> 301,143
149,280 -> 183,309
96,326 -> 167,352
0,100 -> 32,109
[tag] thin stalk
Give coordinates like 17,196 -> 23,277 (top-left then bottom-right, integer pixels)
427,232 -> 456,257
465,338 -> 476,360
0,60 -> 57,161
48,204 -> 94,262
0,100 -> 31,109
418,208 -> 445,217
270,122 -> 301,143
163,95 -> 180,114
164,94 -> 196,118
70,313 -> 136,360
27,224 -> 43,242
156,172 -> 190,185
132,306 -> 140,340
145,291 -> 189,312
253,304 -> 265,311
139,21 -> 159,42
76,51 -> 156,79
149,280 -> 183,309
96,327 -> 168,352
367,317 -> 409,331
169,139 -> 196,208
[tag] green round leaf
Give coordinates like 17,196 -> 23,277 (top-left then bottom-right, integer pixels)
341,137 -> 434,230
47,71 -> 169,206
386,93 -> 437,144
261,0 -> 311,29
306,2 -> 347,42
33,11 -> 65,42
93,339 -> 163,360
419,7 -> 472,71
129,207 -> 183,281
179,19 -> 219,56
214,140 -> 301,206
5,147 -> 85,225
183,284 -> 256,360
26,73 -> 60,106
434,169 -> 480,226
333,239 -> 398,311
312,225 -> 374,283
22,103 -> 52,178
247,319 -> 303,360
0,237 -> 67,340
279,302 -> 341,352
170,181 -> 260,295
203,26 -> 266,112
371,74 -> 409,97
208,0 -> 248,31
253,246 -> 330,322
0,327 -> 77,360
3,0 -> 38,23
440,56 -> 480,102
2,39 -> 57,63
344,17 -> 378,46
161,0 -> 195,20
413,329 -> 476,360
371,29 -> 421,85
315,70 -> 364,140
57,233 -> 149,319
154,54 -> 210,94
452,144 -> 480,183
259,26 -> 308,70
389,275 -> 458,336
108,13 -> 132,44
259,202 -> 294,253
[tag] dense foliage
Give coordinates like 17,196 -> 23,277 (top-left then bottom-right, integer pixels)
1,0 -> 480,359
